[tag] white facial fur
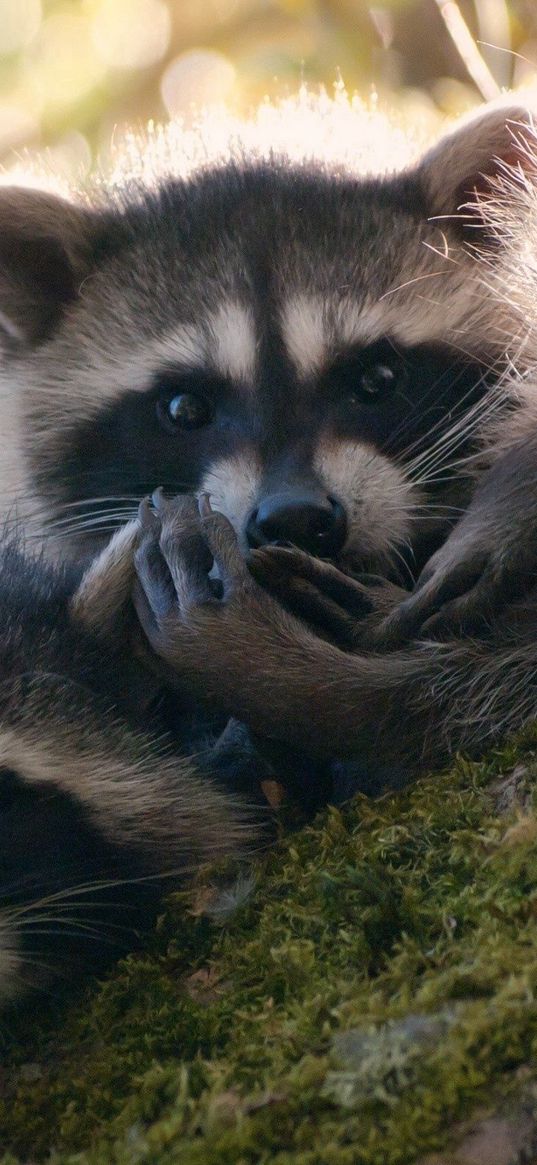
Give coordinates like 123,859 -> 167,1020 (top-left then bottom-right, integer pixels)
199,439 -> 419,570
279,285 -> 496,385
314,440 -> 421,566
206,302 -> 257,384
200,450 -> 262,544
280,295 -> 327,379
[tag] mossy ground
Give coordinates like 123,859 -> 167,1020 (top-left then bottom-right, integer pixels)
3,734 -> 537,1164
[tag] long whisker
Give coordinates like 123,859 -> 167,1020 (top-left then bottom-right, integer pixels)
387,541 -> 417,587
404,387 -> 509,486
45,512 -> 137,533
15,912 -> 141,934
405,502 -> 467,513
378,269 -> 448,299
386,365 -> 502,465
16,923 -> 136,947
382,339 -> 506,460
4,867 -> 188,922
38,483 -> 199,539
45,495 -> 144,512
45,509 -> 137,529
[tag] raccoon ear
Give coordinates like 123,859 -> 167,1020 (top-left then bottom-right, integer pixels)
0,186 -> 96,345
417,103 -> 537,240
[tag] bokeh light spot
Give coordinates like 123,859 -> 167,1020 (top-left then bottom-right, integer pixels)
161,49 -> 236,116
0,105 -> 39,151
27,11 -> 104,109
0,0 -> 41,57
92,0 -> 171,71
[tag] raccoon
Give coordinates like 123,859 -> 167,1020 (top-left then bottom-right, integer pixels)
0,98 -> 536,1002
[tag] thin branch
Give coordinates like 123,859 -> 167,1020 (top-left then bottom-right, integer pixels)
434,0 -> 502,101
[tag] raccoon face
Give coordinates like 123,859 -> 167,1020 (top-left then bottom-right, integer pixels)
0,102 -> 533,578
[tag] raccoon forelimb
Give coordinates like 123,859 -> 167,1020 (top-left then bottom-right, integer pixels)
135,494 -> 530,774
376,429 -> 537,642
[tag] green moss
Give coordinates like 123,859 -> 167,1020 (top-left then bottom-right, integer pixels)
4,732 -> 537,1163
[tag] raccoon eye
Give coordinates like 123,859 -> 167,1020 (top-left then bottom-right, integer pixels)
355,362 -> 398,400
329,344 -> 407,406
157,392 -> 213,432
349,359 -> 407,406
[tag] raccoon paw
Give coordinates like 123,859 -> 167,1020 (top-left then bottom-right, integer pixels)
381,433 -> 537,643
133,492 -> 289,689
378,534 -> 525,643
249,545 -> 405,648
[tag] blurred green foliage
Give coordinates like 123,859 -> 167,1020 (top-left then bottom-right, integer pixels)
0,0 -> 536,176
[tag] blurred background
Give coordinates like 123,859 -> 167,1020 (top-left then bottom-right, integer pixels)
0,0 -> 535,179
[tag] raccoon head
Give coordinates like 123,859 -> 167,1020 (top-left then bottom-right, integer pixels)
0,102 -> 534,580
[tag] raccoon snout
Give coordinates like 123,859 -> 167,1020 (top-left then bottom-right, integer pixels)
246,492 -> 347,557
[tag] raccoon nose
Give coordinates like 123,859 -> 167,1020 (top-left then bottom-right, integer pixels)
246,493 -> 347,557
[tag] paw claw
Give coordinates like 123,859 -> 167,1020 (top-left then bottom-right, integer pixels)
138,497 -> 160,534
198,492 -> 213,519
199,509 -> 247,589
151,486 -> 166,512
